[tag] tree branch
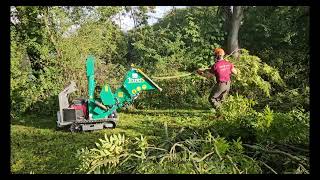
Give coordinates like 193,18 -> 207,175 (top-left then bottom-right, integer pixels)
277,144 -> 309,153
243,144 -> 309,167
259,161 -> 277,174
226,155 -> 241,174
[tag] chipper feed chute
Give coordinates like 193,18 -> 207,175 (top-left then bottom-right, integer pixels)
56,55 -> 162,132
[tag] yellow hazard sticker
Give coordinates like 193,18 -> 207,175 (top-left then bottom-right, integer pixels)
137,86 -> 141,91
132,89 -> 137,94
142,84 -> 147,90
105,85 -> 108,92
118,92 -> 123,97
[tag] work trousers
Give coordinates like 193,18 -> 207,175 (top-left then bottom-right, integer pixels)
208,81 -> 231,108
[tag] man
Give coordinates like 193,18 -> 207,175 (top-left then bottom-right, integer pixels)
197,48 -> 237,109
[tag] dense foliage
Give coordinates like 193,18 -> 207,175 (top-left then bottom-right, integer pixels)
11,6 -> 309,174
11,6 -> 127,117
75,95 -> 309,174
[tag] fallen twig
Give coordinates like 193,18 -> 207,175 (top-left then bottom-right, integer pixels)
146,146 -> 168,152
226,155 -> 241,174
195,151 -> 215,163
243,144 -> 309,167
259,161 -> 277,174
277,144 -> 309,153
191,160 -> 201,174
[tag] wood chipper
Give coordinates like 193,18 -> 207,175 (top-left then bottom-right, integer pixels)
56,55 -> 162,132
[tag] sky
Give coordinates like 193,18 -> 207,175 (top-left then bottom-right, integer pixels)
113,6 -> 186,32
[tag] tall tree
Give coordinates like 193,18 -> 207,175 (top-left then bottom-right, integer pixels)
219,6 -> 244,58
239,6 -> 309,89
124,6 -> 156,28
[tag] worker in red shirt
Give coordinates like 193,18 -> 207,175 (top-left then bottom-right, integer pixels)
197,48 -> 237,109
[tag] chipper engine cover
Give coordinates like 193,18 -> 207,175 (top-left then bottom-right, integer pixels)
56,55 -> 162,132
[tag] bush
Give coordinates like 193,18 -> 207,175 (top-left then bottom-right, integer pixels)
213,94 -> 309,146
206,94 -> 309,174
76,132 -> 262,174
229,49 -> 285,98
258,87 -> 310,111
257,108 -> 309,145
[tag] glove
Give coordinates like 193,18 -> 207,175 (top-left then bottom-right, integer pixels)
196,69 -> 204,75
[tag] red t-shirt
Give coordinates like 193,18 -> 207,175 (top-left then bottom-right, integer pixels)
210,60 -> 234,82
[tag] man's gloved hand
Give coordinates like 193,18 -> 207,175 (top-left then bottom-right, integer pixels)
196,69 -> 204,75
196,68 -> 205,75
196,68 -> 214,78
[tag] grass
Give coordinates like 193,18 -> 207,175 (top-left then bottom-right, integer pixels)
11,109 -> 217,174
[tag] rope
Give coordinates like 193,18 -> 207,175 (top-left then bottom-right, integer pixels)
224,48 -> 243,59
150,49 -> 244,81
151,72 -> 195,80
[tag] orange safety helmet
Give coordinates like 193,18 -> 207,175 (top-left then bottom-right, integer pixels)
213,48 -> 225,56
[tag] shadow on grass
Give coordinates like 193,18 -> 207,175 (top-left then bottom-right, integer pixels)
10,127 -> 109,174
11,114 -> 57,130
122,109 -> 212,118
117,113 -> 221,145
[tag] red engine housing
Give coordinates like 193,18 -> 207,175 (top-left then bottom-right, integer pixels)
70,101 -> 88,119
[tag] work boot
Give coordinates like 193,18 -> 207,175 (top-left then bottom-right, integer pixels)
209,108 -> 224,120
210,108 -> 217,114
212,98 -> 221,108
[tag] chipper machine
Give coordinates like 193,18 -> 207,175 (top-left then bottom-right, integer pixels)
56,55 -> 162,132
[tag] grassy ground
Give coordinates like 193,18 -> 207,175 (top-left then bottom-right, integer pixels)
11,109 -> 217,174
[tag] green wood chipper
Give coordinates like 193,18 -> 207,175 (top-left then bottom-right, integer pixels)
56,55 -> 162,132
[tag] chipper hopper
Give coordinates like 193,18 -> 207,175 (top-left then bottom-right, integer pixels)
57,55 -> 162,132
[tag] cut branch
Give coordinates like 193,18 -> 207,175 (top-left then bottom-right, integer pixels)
277,144 -> 309,153
259,161 -> 277,174
243,144 -> 309,167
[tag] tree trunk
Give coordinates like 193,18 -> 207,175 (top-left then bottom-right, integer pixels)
218,6 -> 232,53
227,6 -> 244,58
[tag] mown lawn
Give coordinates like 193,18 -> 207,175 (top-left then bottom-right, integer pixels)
11,109 -> 216,174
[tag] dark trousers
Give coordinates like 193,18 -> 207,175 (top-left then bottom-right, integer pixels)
208,81 -> 231,108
